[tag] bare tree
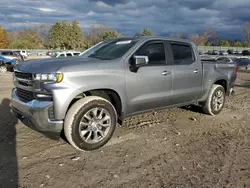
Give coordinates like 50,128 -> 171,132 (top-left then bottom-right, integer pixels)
86,24 -> 110,44
170,33 -> 186,39
189,28 -> 218,45
33,24 -> 51,41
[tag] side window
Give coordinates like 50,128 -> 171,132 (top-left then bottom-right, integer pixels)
59,54 -> 65,57
66,53 -> 73,57
135,42 -> 166,64
73,53 -> 80,56
171,43 -> 195,65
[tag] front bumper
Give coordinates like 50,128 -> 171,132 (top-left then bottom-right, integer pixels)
11,88 -> 63,136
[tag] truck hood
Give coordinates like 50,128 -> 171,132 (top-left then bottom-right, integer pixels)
15,57 -> 101,73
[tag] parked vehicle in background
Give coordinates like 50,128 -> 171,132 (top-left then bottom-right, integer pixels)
227,49 -> 235,55
0,56 -> 18,73
0,50 -> 24,63
198,50 -> 204,55
212,50 -> 220,55
37,52 -> 45,56
15,50 -> 28,59
220,50 -> 228,55
233,50 -> 241,55
53,51 -> 81,58
11,36 -> 238,151
233,57 -> 250,69
207,50 -> 213,55
241,50 -> 250,56
13,51 -> 25,62
46,51 -> 53,56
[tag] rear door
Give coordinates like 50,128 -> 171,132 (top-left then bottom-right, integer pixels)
168,41 -> 202,104
125,40 -> 173,115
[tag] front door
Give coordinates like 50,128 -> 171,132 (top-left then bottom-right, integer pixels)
125,40 -> 173,115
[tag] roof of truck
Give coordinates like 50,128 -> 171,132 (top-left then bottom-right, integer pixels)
116,35 -> 195,45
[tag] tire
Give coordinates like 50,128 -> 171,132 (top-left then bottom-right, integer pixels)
202,84 -> 226,115
0,65 -> 7,73
64,96 -> 117,151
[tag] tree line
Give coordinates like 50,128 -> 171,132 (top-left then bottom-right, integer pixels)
0,20 -> 250,50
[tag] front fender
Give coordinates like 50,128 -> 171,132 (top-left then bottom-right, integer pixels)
76,85 -> 127,116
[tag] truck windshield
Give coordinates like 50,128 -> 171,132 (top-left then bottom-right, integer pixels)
80,41 -> 110,58
87,39 -> 138,60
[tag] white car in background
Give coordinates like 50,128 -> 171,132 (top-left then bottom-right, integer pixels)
53,51 -> 81,58
15,50 -> 28,58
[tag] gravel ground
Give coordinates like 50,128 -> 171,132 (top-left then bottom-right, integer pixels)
0,71 -> 250,188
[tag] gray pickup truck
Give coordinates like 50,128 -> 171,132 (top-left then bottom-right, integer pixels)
11,36 -> 237,151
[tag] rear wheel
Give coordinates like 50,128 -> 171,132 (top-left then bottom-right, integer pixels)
0,64 -> 7,73
202,84 -> 226,115
64,96 -> 117,151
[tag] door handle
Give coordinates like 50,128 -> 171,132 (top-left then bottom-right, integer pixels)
162,70 -> 171,76
193,69 -> 199,73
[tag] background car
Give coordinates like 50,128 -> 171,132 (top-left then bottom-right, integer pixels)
207,50 -> 213,55
227,49 -> 235,55
241,50 -> 250,56
0,56 -> 18,73
53,51 -> 81,58
235,50 -> 242,55
233,57 -> 250,69
0,50 -> 24,63
220,50 -> 228,55
212,50 -> 220,55
14,50 -> 28,59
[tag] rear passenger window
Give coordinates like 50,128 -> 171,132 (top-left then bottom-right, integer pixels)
171,43 -> 195,65
59,54 -> 65,57
66,53 -> 73,57
135,43 -> 166,65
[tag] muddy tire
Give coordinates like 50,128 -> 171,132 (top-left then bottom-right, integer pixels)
0,64 -> 7,73
202,84 -> 226,115
64,96 -> 117,151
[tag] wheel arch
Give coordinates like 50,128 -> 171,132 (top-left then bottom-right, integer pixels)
66,88 -> 124,123
213,79 -> 228,94
198,77 -> 228,102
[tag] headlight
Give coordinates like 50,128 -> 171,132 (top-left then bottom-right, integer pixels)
34,73 -> 63,83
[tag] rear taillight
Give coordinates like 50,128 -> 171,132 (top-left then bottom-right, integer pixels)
235,66 -> 239,78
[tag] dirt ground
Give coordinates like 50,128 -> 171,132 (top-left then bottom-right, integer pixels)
0,71 -> 250,188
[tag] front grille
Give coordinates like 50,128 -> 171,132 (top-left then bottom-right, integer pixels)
16,88 -> 34,102
18,81 -> 29,86
15,71 -> 33,80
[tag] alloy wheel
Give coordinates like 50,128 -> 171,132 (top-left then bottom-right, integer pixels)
79,107 -> 111,144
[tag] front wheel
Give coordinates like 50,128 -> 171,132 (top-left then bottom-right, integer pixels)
202,84 -> 226,115
64,96 -> 117,151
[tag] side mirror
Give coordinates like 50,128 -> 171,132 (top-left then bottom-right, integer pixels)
133,55 -> 149,66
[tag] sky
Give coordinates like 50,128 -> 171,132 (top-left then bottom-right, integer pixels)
0,0 -> 249,40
